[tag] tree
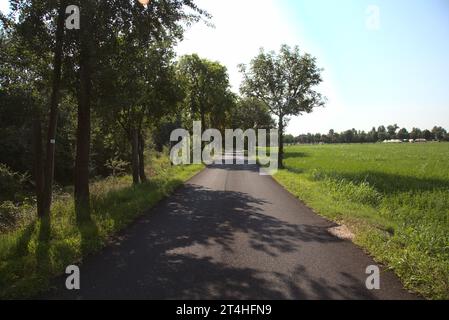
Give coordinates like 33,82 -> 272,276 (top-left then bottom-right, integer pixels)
231,97 -> 275,131
342,130 -> 354,143
73,0 -> 95,220
177,54 -> 234,132
387,124 -> 399,139
397,128 -> 410,140
6,0 -> 70,218
239,45 -> 325,168
284,134 -> 295,144
368,127 -> 378,142
378,126 -> 388,141
423,129 -> 433,141
101,40 -> 181,185
432,126 -> 447,141
410,127 -> 422,140
327,129 -> 336,143
70,0 -> 208,217
41,0 -> 68,218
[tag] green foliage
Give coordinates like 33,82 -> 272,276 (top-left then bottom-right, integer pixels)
0,0 -> 213,298
230,97 -> 275,130
105,157 -> 129,177
239,44 -> 325,167
293,124 -> 449,144
151,116 -> 183,152
274,143 -> 449,299
177,54 -> 235,130
0,164 -> 29,202
1,0 -> 210,188
0,156 -> 203,299
239,44 -> 325,121
0,200 -> 34,233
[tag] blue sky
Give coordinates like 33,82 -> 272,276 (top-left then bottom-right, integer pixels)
2,0 -> 448,134
278,0 -> 449,134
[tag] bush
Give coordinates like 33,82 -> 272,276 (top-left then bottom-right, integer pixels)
0,201 -> 33,232
0,164 -> 28,202
105,157 -> 129,177
0,201 -> 19,231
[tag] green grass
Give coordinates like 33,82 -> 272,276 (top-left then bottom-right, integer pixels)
0,155 -> 203,299
273,143 -> 449,299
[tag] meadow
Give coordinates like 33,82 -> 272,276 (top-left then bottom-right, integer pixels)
0,154 -> 203,299
274,143 -> 449,300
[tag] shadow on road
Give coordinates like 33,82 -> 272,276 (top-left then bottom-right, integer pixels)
47,178 -> 376,300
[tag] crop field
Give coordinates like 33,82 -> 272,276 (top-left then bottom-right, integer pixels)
274,143 -> 449,299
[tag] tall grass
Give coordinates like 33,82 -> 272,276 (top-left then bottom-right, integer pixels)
275,143 -> 449,299
0,155 -> 203,299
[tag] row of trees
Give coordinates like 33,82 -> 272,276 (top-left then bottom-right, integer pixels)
0,0 -> 210,221
2,1 -> 327,224
285,125 -> 449,144
1,0 -> 284,220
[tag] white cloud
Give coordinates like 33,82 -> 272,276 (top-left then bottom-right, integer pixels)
176,0 -> 343,135
177,0 -> 298,90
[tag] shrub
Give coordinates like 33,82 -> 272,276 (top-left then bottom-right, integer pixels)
0,164 -> 28,202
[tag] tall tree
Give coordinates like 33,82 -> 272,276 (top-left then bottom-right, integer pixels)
177,54 -> 233,132
378,125 -> 388,141
387,124 -> 399,139
231,97 -> 274,131
432,126 -> 447,141
239,45 -> 325,168
397,128 -> 410,140
74,0 -> 95,220
42,0 -> 67,218
93,0 -> 206,186
5,0 -> 69,217
410,128 -> 422,140
96,39 -> 181,185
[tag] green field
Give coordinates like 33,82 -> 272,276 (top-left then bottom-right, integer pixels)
274,143 -> 449,299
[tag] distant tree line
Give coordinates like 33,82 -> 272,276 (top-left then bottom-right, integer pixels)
284,125 -> 449,144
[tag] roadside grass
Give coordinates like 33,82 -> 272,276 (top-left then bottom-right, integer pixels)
0,155 -> 203,299
274,143 -> 449,300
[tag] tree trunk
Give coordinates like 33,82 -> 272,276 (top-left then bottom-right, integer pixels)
200,106 -> 206,132
278,115 -> 284,169
41,1 -> 66,217
131,127 -> 140,185
138,130 -> 147,183
75,13 -> 93,221
200,104 -> 207,152
33,119 -> 44,217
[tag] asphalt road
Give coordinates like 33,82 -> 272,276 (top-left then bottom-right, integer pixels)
47,154 -> 417,300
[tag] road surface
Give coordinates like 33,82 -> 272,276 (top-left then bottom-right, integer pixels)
46,153 -> 417,300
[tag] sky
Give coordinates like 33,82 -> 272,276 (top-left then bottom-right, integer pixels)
2,0 -> 449,135
177,0 -> 449,134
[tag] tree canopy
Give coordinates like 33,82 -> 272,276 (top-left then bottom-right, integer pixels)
239,44 -> 325,167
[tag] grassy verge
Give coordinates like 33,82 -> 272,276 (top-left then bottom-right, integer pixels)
0,155 -> 203,299
273,143 -> 449,300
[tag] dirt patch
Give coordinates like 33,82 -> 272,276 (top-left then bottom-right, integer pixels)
328,225 -> 355,241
